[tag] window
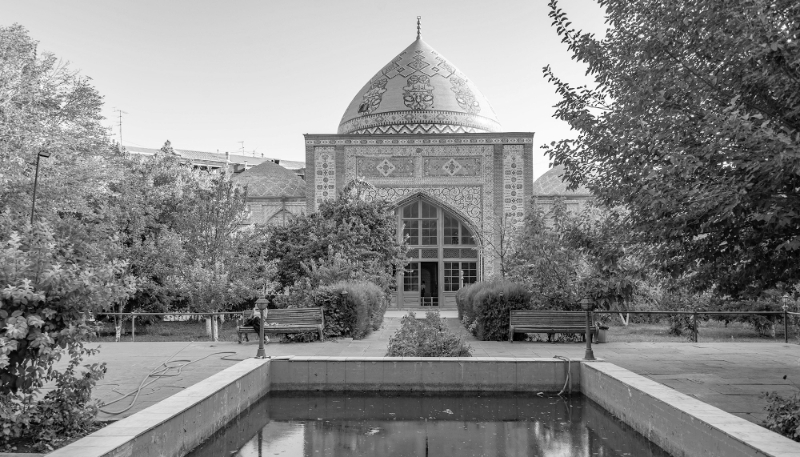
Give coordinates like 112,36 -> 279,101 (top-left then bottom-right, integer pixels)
401,200 -> 474,246
404,262 -> 419,291
421,220 -> 437,245
444,261 -> 478,291
403,220 -> 419,245
443,213 -> 475,245
402,200 -> 437,246
444,214 -> 459,244
461,262 -> 477,285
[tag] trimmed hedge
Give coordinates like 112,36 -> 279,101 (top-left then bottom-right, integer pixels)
314,280 -> 387,340
456,280 -> 532,341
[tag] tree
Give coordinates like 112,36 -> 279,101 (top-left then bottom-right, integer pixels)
563,204 -> 642,318
507,198 -> 586,309
261,194 -> 406,295
168,172 -> 252,339
0,24 -> 115,224
542,0 -> 800,297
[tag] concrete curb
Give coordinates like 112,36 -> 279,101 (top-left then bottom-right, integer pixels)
47,358 -> 270,457
46,357 -> 800,457
582,362 -> 800,457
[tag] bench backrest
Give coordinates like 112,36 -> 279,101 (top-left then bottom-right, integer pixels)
510,310 -> 590,327
266,307 -> 324,326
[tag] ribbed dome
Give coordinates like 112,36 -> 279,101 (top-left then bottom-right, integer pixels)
532,165 -> 592,197
232,161 -> 306,198
338,37 -> 501,135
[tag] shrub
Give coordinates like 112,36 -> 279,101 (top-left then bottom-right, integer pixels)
386,312 -> 471,357
667,310 -> 698,340
457,280 -> 532,341
1,223 -> 134,449
763,389 -> 800,442
301,280 -> 387,340
709,297 -> 783,338
456,282 -> 482,323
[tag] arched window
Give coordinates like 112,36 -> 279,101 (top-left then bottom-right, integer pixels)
397,198 -> 479,308
401,200 -> 475,247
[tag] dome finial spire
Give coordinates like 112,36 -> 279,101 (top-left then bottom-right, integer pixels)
416,16 -> 421,39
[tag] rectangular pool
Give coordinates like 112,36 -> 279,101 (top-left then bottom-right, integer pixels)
187,392 -> 672,457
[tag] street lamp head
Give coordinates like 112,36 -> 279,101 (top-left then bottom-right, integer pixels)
38,150 -> 51,158
255,297 -> 269,311
782,293 -> 790,311
580,297 -> 592,311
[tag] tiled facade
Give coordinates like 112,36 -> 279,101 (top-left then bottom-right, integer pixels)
305,133 -> 535,292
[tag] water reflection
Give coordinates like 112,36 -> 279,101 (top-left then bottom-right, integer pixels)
187,394 -> 671,457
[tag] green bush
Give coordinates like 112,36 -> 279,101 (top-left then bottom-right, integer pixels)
709,296 -> 784,338
386,312 -> 471,357
457,281 -> 532,341
312,280 -> 387,340
763,388 -> 800,442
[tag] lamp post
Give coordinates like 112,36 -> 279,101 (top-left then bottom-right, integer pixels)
30,149 -> 51,225
255,296 -> 269,359
581,297 -> 596,361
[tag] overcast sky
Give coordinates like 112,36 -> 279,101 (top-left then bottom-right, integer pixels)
2,0 -> 606,179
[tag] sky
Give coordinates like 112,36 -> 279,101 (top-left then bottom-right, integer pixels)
2,0 -> 607,179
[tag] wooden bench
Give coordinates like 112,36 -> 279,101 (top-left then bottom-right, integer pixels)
509,310 -> 596,343
237,308 -> 324,343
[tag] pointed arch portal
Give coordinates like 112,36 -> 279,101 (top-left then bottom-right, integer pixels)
394,193 -> 481,308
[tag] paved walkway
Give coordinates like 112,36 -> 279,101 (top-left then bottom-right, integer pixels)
77,315 -> 800,426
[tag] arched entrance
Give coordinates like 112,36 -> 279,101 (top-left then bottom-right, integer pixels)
396,196 -> 481,308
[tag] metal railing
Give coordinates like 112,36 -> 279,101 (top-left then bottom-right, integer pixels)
591,309 -> 797,343
91,312 -> 247,342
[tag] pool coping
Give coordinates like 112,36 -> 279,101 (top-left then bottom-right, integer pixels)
47,356 -> 800,457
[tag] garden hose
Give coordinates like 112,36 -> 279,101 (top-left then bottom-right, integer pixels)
553,355 -> 571,396
98,350 -> 244,416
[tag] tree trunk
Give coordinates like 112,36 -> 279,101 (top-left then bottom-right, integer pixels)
212,315 -> 219,342
205,317 -> 212,337
619,313 -> 630,327
115,321 -> 122,343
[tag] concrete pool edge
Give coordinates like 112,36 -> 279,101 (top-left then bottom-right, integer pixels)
581,361 -> 800,457
48,357 -> 800,457
47,358 -> 271,457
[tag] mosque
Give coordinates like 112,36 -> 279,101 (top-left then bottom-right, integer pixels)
134,27 -> 590,309
302,27 -> 534,309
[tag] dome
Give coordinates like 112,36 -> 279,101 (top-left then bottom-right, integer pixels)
532,165 -> 592,197
232,161 -> 306,198
338,37 -> 501,135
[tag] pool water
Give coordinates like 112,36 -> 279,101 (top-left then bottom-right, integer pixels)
188,393 -> 672,457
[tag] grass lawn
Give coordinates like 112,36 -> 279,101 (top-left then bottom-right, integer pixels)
604,318 -> 800,343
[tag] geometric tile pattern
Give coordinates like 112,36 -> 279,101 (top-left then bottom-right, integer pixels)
338,38 -> 501,135
314,147 -> 336,207
356,156 -> 415,178
359,186 -> 483,225
503,144 -> 525,228
343,144 -> 496,268
231,161 -> 306,198
424,157 -> 480,177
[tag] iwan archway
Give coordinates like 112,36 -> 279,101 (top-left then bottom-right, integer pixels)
395,194 -> 481,308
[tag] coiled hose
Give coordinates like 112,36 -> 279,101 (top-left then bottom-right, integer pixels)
98,350 -> 245,416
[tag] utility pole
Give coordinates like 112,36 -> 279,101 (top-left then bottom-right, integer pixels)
113,108 -> 127,146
